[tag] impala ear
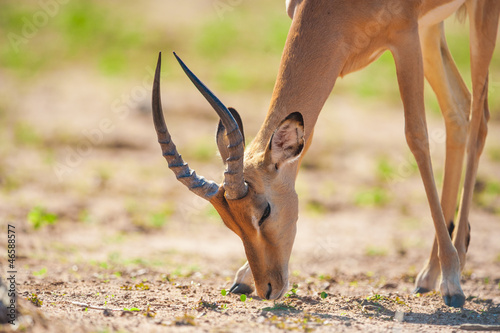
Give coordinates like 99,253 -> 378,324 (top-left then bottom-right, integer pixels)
268,112 -> 304,169
216,107 -> 245,164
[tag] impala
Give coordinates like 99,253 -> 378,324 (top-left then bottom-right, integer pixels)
152,0 -> 499,307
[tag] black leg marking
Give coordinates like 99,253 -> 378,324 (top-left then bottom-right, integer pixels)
413,286 -> 431,294
448,220 -> 455,238
465,222 -> 471,252
229,283 -> 253,295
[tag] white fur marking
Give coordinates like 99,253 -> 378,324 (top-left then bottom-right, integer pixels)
419,0 -> 465,27
286,0 -> 300,19
251,215 -> 259,230
368,49 -> 384,62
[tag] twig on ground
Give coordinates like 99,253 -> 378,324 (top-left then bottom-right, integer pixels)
459,324 -> 500,331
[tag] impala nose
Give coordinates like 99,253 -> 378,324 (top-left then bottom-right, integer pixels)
265,283 -> 272,300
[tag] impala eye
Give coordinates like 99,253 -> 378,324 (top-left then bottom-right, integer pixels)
259,203 -> 271,227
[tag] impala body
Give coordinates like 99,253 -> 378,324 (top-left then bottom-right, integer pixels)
152,0 -> 499,307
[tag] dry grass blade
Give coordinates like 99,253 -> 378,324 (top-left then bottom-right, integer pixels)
70,302 -> 124,312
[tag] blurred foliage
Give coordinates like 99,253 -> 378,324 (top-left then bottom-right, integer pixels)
126,200 -> 175,231
14,121 -> 42,146
183,137 -> 218,162
487,145 -> 500,162
193,8 -> 289,91
474,178 -> 500,215
354,187 -> 391,207
305,199 -> 328,217
364,246 -> 388,257
0,0 -> 155,77
28,206 -> 58,229
375,157 -> 396,183
0,0 -> 499,116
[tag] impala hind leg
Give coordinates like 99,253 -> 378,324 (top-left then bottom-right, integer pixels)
453,0 -> 500,269
392,29 -> 464,307
229,261 -> 254,294
414,22 -> 471,294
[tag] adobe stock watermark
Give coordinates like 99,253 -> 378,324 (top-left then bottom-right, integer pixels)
296,236 -> 339,273
53,66 -> 156,182
213,0 -> 244,20
7,0 -> 70,53
178,196 -> 209,221
383,101 -> 476,186
382,127 -> 447,185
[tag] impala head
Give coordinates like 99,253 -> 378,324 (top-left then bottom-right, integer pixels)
152,53 -> 305,300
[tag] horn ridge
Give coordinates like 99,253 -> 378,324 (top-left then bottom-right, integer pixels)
152,52 -> 220,199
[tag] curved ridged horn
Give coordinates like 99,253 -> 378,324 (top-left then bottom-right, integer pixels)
152,52 -> 219,200
173,52 -> 248,200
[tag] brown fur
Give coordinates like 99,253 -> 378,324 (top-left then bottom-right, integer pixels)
157,0 -> 499,305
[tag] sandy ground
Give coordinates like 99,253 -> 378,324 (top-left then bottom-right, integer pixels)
0,60 -> 499,332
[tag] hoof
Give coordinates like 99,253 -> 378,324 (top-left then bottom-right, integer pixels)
413,286 -> 431,294
443,294 -> 465,308
229,283 -> 253,295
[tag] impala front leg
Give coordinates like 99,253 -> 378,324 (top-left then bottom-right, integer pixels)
229,261 -> 254,295
391,27 -> 464,308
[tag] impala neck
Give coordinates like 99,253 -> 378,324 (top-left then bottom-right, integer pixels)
250,0 -> 345,156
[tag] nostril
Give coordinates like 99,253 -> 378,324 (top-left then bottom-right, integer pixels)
265,283 -> 272,300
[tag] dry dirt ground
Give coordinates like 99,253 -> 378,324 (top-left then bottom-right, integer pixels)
0,59 -> 500,333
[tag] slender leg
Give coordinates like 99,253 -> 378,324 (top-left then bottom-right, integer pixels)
391,27 -> 464,307
414,22 -> 471,293
230,261 -> 254,294
454,0 -> 500,267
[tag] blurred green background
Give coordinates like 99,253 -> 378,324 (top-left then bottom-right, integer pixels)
1,0 -> 499,110
0,0 -> 499,227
